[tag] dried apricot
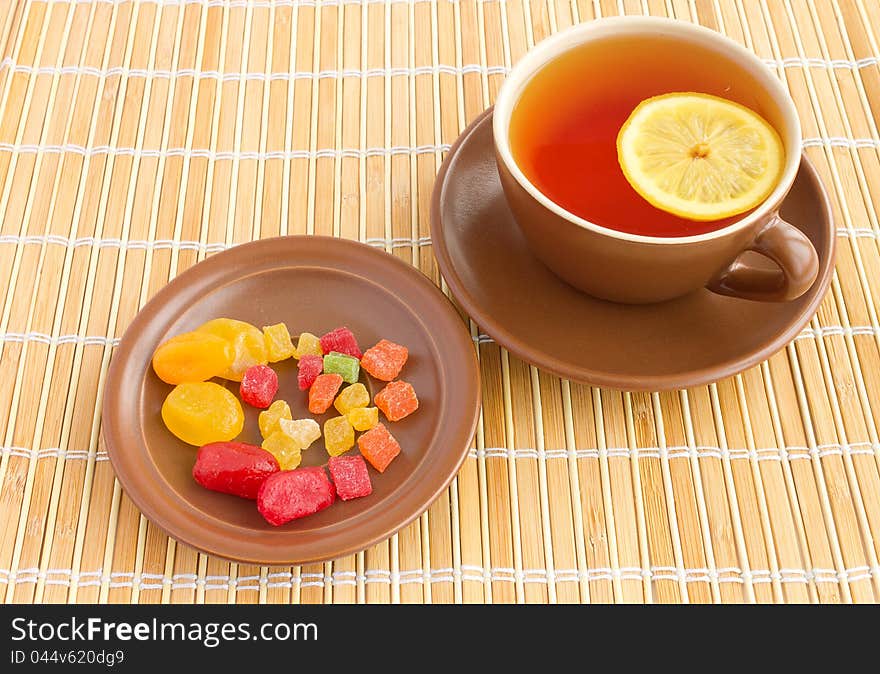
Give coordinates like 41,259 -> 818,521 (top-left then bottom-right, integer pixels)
151,331 -> 233,384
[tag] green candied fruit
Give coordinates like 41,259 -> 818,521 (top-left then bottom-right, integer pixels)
323,351 -> 360,384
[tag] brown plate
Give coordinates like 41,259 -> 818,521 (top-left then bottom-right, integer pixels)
103,236 -> 480,565
431,108 -> 835,390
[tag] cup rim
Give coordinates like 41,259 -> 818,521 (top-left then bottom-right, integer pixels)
492,16 -> 803,246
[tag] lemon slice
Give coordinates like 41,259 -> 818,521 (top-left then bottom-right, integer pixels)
617,92 -> 784,222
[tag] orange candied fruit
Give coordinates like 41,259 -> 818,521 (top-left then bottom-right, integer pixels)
308,373 -> 344,415
374,380 -> 419,422
360,339 -> 408,381
357,423 -> 401,472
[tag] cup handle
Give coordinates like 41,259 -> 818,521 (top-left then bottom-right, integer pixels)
706,215 -> 820,302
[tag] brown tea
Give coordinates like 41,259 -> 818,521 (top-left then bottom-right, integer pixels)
508,34 -> 773,237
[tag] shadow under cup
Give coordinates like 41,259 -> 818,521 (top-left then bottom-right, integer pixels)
494,20 -> 805,304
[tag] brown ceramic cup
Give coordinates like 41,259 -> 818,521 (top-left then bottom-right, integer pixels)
493,17 -> 819,304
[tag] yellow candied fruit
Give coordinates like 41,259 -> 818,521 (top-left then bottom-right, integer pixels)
161,382 -> 244,446
196,318 -> 268,382
262,323 -> 297,362
294,332 -> 323,359
261,431 -> 302,470
278,418 -> 321,451
324,415 -> 355,457
347,406 -> 379,432
333,383 -> 370,416
258,399 -> 292,439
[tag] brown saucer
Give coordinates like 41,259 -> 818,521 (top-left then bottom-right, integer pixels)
103,237 -> 480,565
431,108 -> 835,391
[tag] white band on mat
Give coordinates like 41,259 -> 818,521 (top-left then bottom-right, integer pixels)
1,325 -> 879,351
1,57 -> 875,81
4,441 -> 877,465
2,564 -> 877,589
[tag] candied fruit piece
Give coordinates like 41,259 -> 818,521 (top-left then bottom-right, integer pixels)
360,339 -> 408,382
357,423 -> 401,473
257,467 -> 336,526
347,406 -> 379,432
239,364 -> 279,409
261,432 -> 303,471
263,323 -> 296,362
161,382 -> 244,446
327,455 -> 372,501
324,415 -> 355,457
258,400 -> 292,438
323,351 -> 360,384
374,380 -> 419,422
278,418 -> 321,450
333,382 -> 370,415
298,354 -> 324,391
196,318 -> 268,381
308,373 -> 343,414
193,441 -> 279,499
320,326 -> 362,359
152,331 -> 233,384
294,332 -> 323,359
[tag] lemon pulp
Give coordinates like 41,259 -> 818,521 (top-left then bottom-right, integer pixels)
616,92 -> 785,222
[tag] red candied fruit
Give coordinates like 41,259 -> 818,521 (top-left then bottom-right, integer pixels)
320,326 -> 362,359
239,364 -> 278,409
374,380 -> 419,422
193,441 -> 279,500
297,354 -> 324,391
327,455 -> 373,501
308,373 -> 344,414
257,467 -> 336,526
357,423 -> 401,473
360,339 -> 408,381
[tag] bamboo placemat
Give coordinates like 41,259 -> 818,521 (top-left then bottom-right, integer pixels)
0,0 -> 879,605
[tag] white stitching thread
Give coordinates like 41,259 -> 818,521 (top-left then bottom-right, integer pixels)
0,446 -> 109,461
0,53 -> 876,79
3,565 -> 877,588
27,0 -> 481,7
0,234 -> 432,250
0,58 -> 510,80
794,326 -> 880,339
0,137 -> 869,158
4,442 -> 877,464
837,227 -> 879,238
0,333 -> 122,346
803,137 -> 880,149
0,142 -> 452,159
1,324 -> 879,350
765,56 -> 879,69
468,443 -> 880,462
2,323 -> 879,349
